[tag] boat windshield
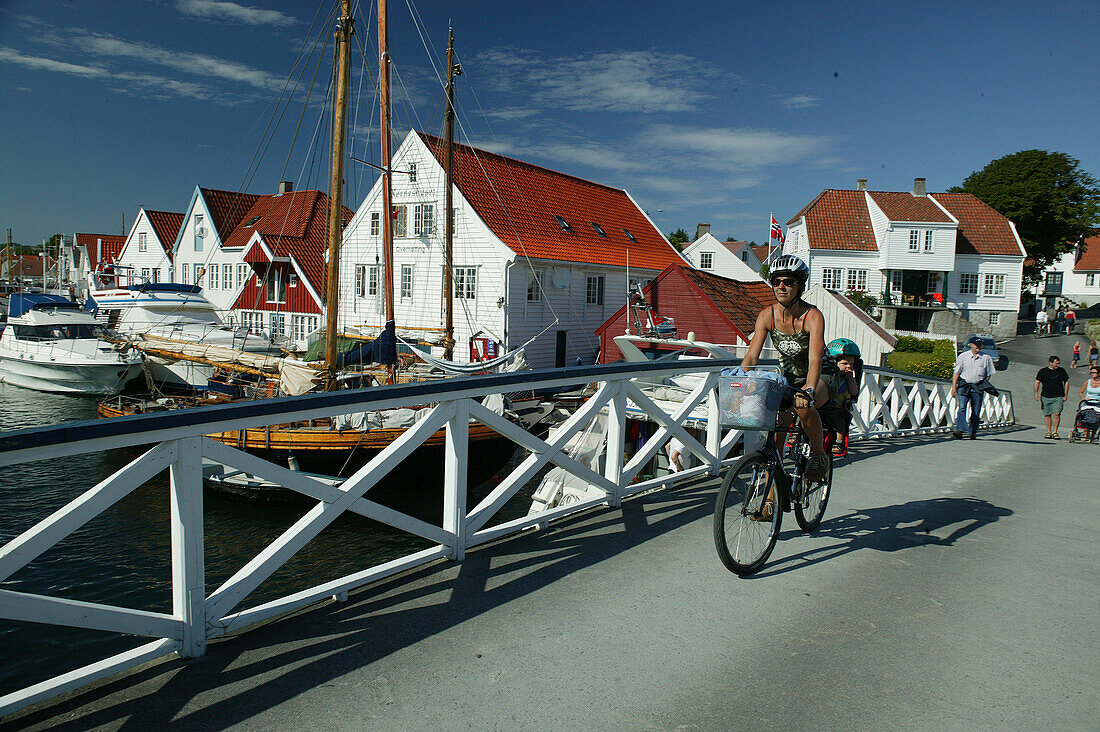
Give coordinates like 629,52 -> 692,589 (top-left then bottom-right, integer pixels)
13,324 -> 112,341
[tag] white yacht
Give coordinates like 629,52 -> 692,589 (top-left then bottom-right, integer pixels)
0,294 -> 142,395
87,282 -> 282,389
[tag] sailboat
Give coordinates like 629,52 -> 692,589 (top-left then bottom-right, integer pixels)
98,2 -> 524,491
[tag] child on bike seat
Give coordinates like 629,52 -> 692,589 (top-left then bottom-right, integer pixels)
820,338 -> 862,454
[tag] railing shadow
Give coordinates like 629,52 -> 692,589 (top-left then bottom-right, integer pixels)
750,496 -> 1012,579
6,478 -> 719,730
840,424 -> 1031,465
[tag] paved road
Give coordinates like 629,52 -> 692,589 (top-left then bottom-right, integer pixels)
5,345 -> 1098,730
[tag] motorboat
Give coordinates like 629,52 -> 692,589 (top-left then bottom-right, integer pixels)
86,282 -> 283,390
0,293 -> 142,395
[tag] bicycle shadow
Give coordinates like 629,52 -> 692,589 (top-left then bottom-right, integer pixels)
750,496 -> 1012,578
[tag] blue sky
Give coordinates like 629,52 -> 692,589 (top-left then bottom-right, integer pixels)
1,0 -> 1097,250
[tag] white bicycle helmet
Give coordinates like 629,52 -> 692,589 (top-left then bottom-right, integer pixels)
769,254 -> 810,288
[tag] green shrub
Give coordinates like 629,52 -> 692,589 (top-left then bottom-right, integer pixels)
885,351 -> 955,380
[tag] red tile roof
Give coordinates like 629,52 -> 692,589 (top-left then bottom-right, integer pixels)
788,189 -> 877,252
418,132 -> 684,271
930,193 -> 1025,256
681,267 -> 775,333
199,188 -> 263,243
3,254 -> 55,277
868,191 -> 952,223
233,190 -> 353,297
75,233 -> 126,269
1074,234 -> 1100,271
751,245 -> 774,264
144,210 -> 184,256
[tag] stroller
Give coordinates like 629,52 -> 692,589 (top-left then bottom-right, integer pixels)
1068,400 -> 1100,444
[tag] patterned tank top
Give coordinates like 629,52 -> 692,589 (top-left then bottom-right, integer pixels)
771,304 -> 832,388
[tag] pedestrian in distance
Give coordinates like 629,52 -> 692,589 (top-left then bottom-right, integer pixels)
1071,340 -> 1081,368
1090,341 -> 1099,368
1077,365 -> 1100,442
1036,309 -> 1048,336
1065,307 -> 1076,334
1035,355 -> 1070,439
1055,307 -> 1066,335
950,335 -> 997,440
1045,304 -> 1057,334
667,436 -> 684,473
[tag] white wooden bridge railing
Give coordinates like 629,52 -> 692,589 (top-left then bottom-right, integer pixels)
0,359 -> 1013,716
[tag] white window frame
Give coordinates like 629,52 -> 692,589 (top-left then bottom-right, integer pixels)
923,230 -> 934,253
821,267 -> 843,291
846,268 -> 868,292
138,232 -> 147,252
223,264 -> 233,291
908,229 -> 919,252
194,215 -> 204,252
181,266 -> 189,285
237,263 -> 250,290
414,203 -> 435,237
400,264 -> 413,299
454,266 -> 477,300
209,263 -> 220,289
141,267 -> 151,282
699,252 -> 713,269
989,312 -> 1000,326
1087,273 -> 1096,287
270,312 -> 285,338
355,264 -> 366,297
958,272 -> 978,295
194,264 -> 203,285
586,274 -> 604,306
266,268 -> 286,303
370,212 -> 380,236
891,271 -> 903,292
393,205 -> 408,237
368,265 -> 378,296
527,269 -> 543,302
408,162 -> 417,182
981,273 -> 1005,297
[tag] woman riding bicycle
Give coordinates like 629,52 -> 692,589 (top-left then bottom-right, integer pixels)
740,254 -> 831,480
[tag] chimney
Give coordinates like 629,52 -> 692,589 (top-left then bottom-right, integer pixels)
912,177 -> 926,196
97,237 -> 102,264
695,223 -> 711,240
277,181 -> 294,195
856,179 -> 867,191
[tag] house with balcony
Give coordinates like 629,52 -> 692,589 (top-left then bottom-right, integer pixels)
680,228 -> 764,282
1034,235 -> 1100,308
783,178 -> 1026,340
339,130 -> 687,370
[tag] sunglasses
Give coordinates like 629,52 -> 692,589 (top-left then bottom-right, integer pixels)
771,277 -> 798,288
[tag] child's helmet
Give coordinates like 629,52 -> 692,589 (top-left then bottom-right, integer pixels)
827,338 -> 861,358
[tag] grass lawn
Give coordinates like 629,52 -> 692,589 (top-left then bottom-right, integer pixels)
886,352 -> 934,371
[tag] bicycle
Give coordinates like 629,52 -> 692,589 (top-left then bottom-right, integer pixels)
713,385 -> 835,576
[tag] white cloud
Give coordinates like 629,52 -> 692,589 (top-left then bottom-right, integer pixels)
780,94 -> 818,109
0,46 -> 107,78
476,48 -> 726,113
175,0 -> 295,26
642,124 -> 833,168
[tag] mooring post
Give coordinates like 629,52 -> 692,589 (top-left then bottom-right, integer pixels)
170,436 -> 206,657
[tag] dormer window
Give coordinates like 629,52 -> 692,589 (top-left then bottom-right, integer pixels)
590,222 -> 607,237
700,252 -> 713,269
622,228 -> 636,242
243,215 -> 261,227
554,215 -> 573,232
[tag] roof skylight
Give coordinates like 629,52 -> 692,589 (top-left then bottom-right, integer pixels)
622,228 -> 636,242
554,215 -> 573,232
243,215 -> 261,227
590,222 -> 607,237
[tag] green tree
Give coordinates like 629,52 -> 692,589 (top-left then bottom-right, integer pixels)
952,150 -> 1100,280
667,228 -> 689,250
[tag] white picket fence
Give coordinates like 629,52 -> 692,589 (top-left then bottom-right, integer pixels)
0,360 -> 1014,716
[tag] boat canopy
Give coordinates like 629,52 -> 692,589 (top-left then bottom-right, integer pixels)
8,294 -> 82,319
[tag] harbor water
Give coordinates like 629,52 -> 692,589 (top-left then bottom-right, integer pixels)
0,383 -> 534,698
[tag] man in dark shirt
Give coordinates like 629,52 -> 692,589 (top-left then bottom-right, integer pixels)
1035,355 -> 1070,438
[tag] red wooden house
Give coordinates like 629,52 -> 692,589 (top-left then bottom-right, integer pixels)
595,264 -> 774,363
228,189 -> 353,349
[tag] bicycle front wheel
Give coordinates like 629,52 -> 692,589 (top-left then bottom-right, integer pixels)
794,453 -> 832,531
713,453 -> 780,575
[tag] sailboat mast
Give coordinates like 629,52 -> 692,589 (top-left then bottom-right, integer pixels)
442,28 -> 459,361
379,0 -> 396,328
324,0 -> 354,386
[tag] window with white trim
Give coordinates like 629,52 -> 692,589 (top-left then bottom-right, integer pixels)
821,267 -> 843,291
291,314 -> 318,343
194,264 -> 203,284
181,266 -> 189,285
699,252 -> 713,269
223,264 -> 233,290
194,215 -> 204,251
150,269 -> 160,283
288,273 -> 297,287
370,212 -> 380,236
138,233 -> 147,252
586,275 -> 604,306
408,162 -> 417,182
355,264 -> 366,297
846,268 -> 868,292
1087,273 -> 1096,287
368,265 -> 378,296
989,312 -> 1000,326
237,263 -> 250,289
141,268 -> 151,282
414,204 -> 435,236
923,230 -> 934,252
454,266 -> 477,299
269,312 -> 285,338
527,270 -> 543,302
393,205 -> 407,237
958,272 -> 978,295
909,229 -> 919,251
891,271 -> 903,291
266,268 -> 286,303
209,264 -> 220,289
400,264 -> 413,299
981,273 -> 1005,296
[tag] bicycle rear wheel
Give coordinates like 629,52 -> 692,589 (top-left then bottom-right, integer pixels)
714,453 -> 781,575
794,453 -> 832,531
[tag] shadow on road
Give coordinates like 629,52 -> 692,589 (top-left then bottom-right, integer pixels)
752,496 -> 1012,579
840,424 -> 1032,465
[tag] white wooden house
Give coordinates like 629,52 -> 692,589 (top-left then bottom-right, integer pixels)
1034,235 -> 1100,308
338,130 -> 688,369
681,232 -> 764,282
115,209 -> 183,287
784,178 -> 1026,340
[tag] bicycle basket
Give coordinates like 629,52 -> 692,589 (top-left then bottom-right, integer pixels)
718,373 -> 784,430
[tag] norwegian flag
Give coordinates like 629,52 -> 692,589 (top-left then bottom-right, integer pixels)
770,215 -> 785,245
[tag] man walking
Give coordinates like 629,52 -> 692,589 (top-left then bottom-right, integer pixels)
1034,355 -> 1070,439
951,336 -> 997,440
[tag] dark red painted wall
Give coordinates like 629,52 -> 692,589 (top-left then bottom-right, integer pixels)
233,262 -> 321,315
